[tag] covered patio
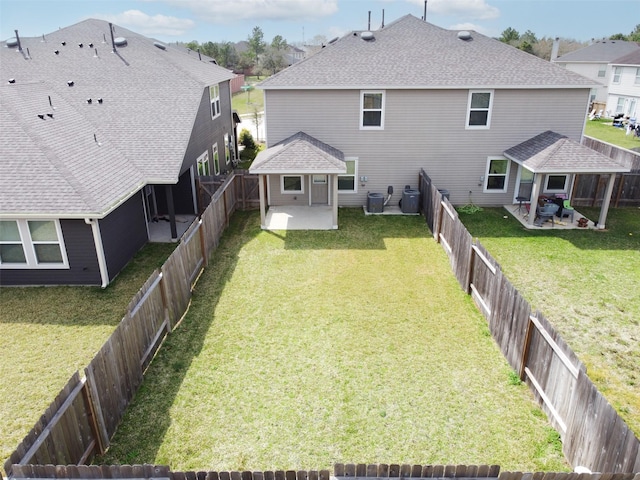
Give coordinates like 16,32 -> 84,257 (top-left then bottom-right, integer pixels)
504,131 -> 630,229
249,132 -> 347,230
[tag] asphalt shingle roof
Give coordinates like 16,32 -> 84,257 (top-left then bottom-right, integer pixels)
250,132 -> 346,174
611,49 -> 640,66
503,131 -> 630,174
555,40 -> 640,63
1,19 -> 235,217
260,14 -> 597,90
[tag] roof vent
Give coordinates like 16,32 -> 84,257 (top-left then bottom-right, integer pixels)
457,31 -> 472,41
6,37 -> 19,48
328,36 -> 339,44
78,43 -> 83,48
360,31 -> 374,41
114,37 -> 127,47
8,78 -> 16,84
154,41 -> 167,50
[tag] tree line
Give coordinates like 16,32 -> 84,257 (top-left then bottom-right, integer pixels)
498,24 -> 640,60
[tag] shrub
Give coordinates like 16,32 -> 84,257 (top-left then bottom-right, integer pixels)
239,129 -> 256,150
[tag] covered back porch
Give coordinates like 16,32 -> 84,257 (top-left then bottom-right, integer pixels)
504,131 -> 630,229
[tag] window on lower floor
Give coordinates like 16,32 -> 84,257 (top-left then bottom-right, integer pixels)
483,157 -> 510,192
616,97 -> 625,114
213,143 -> 220,175
0,219 -> 68,268
281,175 -> 303,194
337,158 -> 357,193
197,151 -> 210,176
544,174 -> 568,193
224,133 -> 231,164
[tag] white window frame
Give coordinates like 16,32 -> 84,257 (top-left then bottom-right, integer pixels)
635,67 -> 640,85
210,84 -> 221,119
337,158 -> 358,193
212,143 -> 220,175
612,67 -> 622,84
483,156 -> 510,193
616,97 -> 626,114
597,66 -> 606,78
312,175 -> 327,184
224,133 -> 231,165
0,219 -> 69,269
196,151 -> 210,176
281,175 -> 304,194
360,91 -> 385,130
466,90 -> 494,129
544,174 -> 569,193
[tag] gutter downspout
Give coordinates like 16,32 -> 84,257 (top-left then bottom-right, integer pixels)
85,218 -> 109,288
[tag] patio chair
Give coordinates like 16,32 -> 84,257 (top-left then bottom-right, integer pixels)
534,202 -> 559,227
559,199 -> 575,223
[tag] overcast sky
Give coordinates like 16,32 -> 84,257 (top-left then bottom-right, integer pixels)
1,0 -> 639,45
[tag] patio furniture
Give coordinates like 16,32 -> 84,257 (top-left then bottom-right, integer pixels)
516,196 -> 528,214
534,202 -> 559,227
559,199 -> 575,223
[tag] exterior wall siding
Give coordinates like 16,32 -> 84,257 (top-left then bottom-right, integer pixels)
0,219 -> 101,286
99,192 -> 148,283
264,88 -> 590,206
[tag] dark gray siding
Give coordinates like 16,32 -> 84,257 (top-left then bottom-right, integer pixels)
182,80 -> 235,177
99,192 -> 148,282
0,219 -> 101,286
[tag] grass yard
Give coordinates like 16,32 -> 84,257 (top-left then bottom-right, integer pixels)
96,209 -> 568,472
458,206 -> 640,437
232,77 -> 265,116
0,243 -> 176,469
584,118 -> 640,151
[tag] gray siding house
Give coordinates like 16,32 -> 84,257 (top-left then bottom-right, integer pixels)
1,19 -> 237,286
252,14 -> 606,220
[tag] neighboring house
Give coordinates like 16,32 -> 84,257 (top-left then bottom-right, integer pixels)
605,50 -> 640,118
0,19 -> 238,287
552,39 -> 640,106
252,14 -> 628,229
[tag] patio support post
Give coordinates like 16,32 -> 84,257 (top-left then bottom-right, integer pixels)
596,173 -> 617,229
258,174 -> 267,229
165,185 -> 178,241
527,173 -> 543,226
332,174 -> 338,229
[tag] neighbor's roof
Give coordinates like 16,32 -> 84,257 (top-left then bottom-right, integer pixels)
250,132 -> 346,174
503,131 -> 631,174
0,18 -> 235,217
610,49 -> 640,66
554,40 -> 640,63
259,14 -> 597,90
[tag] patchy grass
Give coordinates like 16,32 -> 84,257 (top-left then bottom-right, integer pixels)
0,243 -> 176,468
458,206 -> 640,436
96,210 -> 568,472
584,118 -> 640,151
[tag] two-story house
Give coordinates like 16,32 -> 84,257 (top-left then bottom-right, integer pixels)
606,50 -> 640,119
552,39 -> 640,108
251,14 -> 627,229
0,19 -> 238,287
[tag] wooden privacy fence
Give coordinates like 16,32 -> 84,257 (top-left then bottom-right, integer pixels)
8,463 -> 640,480
573,137 -> 640,207
419,168 -> 640,473
4,174 -> 247,478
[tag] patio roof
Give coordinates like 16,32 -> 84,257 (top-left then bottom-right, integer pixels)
249,131 -> 346,174
503,131 -> 630,174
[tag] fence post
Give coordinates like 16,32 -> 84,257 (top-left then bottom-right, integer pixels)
198,220 -> 208,268
83,368 -> 110,453
519,316 -> 534,381
466,241 -> 475,295
435,199 -> 444,242
223,188 -> 229,226
80,381 -> 106,456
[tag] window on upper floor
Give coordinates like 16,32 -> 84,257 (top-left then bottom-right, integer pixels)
360,91 -> 385,129
597,65 -> 606,77
210,84 -> 221,119
0,219 -> 68,269
197,151 -> 210,176
467,90 -> 493,129
337,158 -> 358,193
635,67 -> 640,85
483,157 -> 510,193
612,67 -> 622,84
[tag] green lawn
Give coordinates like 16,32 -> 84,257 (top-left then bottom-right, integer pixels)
95,210 -> 568,472
584,118 -> 640,151
458,206 -> 640,437
232,77 -> 265,116
0,243 -> 176,469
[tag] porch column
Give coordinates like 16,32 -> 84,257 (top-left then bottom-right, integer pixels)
527,173 -> 543,226
258,174 -> 267,229
596,173 -> 617,229
332,174 -> 339,229
165,185 -> 178,241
